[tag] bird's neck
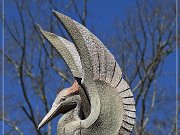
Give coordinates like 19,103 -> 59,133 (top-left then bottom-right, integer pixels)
80,81 -> 124,135
57,96 -> 82,135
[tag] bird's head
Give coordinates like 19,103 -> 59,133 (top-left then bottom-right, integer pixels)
37,81 -> 80,130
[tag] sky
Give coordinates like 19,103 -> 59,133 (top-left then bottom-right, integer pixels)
1,0 -> 177,134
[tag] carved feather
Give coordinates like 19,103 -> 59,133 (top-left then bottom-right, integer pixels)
38,27 -> 82,78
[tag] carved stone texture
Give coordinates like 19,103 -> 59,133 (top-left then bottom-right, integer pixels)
37,11 -> 136,135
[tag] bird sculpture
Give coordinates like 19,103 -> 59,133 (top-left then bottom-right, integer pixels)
37,11 -> 136,135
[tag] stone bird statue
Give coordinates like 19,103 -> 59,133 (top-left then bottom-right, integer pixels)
37,11 -> 136,135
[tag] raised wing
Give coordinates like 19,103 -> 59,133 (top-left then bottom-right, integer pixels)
39,26 -> 82,78
52,11 -> 135,134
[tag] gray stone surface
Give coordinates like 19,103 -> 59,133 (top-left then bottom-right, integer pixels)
39,27 -> 82,78
38,11 -> 136,135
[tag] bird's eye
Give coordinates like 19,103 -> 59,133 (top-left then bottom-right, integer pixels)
61,96 -> 66,101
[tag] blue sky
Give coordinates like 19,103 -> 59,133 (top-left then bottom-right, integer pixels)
1,0 -> 177,134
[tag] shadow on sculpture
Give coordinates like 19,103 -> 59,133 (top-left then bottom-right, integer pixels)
37,11 -> 136,135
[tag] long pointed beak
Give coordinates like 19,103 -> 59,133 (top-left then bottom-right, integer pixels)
37,104 -> 61,130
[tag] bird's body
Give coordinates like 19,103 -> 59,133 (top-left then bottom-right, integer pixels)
80,81 -> 123,135
37,11 -> 136,135
57,81 -> 123,135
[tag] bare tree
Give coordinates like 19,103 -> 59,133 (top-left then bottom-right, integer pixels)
107,0 -> 177,134
1,0 -> 89,134
1,0 -> 178,135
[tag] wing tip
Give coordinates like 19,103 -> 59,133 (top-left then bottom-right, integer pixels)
52,10 -> 68,23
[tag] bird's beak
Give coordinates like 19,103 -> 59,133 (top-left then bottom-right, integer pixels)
37,103 -> 61,130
